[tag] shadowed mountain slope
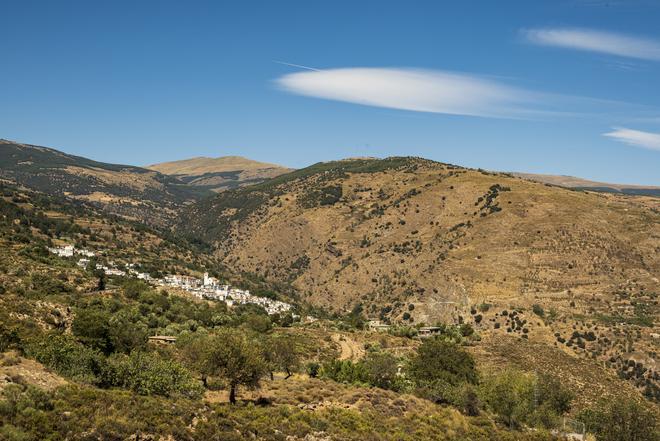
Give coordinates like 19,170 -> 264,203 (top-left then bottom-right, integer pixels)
0,139 -> 210,224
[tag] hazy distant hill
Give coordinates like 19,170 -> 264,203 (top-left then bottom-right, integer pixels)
512,172 -> 660,197
0,139 -> 209,224
147,155 -> 293,192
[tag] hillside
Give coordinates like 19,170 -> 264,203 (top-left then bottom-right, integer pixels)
180,157 -> 658,316
147,155 -> 293,192
179,156 -> 660,400
512,172 -> 660,197
1,164 -> 657,439
0,180 -> 609,440
0,139 -> 210,224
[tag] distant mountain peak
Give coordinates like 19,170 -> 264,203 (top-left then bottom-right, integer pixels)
147,154 -> 293,192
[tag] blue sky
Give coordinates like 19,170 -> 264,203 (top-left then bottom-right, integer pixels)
1,1 -> 659,185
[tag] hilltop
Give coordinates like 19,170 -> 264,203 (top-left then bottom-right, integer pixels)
0,139 -> 210,225
147,155 -> 293,192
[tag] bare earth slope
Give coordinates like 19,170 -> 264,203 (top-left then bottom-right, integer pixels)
147,155 -> 293,192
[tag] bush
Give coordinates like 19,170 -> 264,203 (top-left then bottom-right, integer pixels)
480,370 -> 535,429
532,304 -> 545,317
362,352 -> 400,390
388,325 -> 418,338
28,333 -> 104,384
101,351 -> 203,398
306,361 -> 320,378
0,324 -> 21,352
321,359 -> 369,385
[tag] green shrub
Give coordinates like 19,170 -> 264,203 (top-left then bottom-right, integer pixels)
102,351 -> 203,398
532,304 -> 544,317
28,333 -> 104,384
306,362 -> 320,378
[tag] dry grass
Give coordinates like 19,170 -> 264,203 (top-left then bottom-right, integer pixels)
0,351 -> 68,391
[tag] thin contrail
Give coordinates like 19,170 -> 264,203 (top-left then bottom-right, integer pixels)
273,60 -> 321,71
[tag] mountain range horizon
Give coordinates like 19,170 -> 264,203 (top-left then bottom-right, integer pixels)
3,137 -> 658,195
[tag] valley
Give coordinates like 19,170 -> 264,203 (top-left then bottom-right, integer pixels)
0,145 -> 658,440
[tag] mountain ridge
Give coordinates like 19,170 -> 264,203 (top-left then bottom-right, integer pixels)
0,139 -> 210,225
511,171 -> 660,197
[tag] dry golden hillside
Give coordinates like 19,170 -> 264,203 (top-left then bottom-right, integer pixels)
181,157 -> 659,398
183,157 -> 658,318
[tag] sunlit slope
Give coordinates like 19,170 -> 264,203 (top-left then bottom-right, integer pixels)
180,157 -> 659,322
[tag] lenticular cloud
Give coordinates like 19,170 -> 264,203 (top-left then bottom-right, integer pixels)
276,67 -> 547,119
604,127 -> 660,151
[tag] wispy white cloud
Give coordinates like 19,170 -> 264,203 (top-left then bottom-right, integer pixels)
604,127 -> 660,151
275,67 -> 567,119
523,28 -> 660,61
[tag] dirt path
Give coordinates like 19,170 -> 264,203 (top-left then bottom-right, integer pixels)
331,333 -> 365,361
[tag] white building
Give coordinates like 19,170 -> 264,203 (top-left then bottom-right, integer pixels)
48,245 -> 74,257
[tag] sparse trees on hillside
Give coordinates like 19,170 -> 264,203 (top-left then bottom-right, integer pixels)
579,399 -> 659,441
263,334 -> 300,379
178,330 -> 267,404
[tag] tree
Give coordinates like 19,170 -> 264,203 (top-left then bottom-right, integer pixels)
480,370 -> 535,429
243,313 -> 272,333
264,334 -> 300,379
480,370 -> 573,429
94,269 -> 106,291
408,339 -> 478,403
579,399 -> 659,441
344,304 -> 366,330
102,351 -> 202,398
177,332 -> 214,387
123,279 -> 149,300
363,351 -> 399,390
72,308 -> 112,354
178,330 -> 267,404
537,374 -> 572,415
28,333 -> 103,384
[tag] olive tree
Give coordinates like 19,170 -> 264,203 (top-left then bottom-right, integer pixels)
178,329 -> 268,404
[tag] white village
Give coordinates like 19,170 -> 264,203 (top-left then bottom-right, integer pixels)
47,244 -> 293,315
